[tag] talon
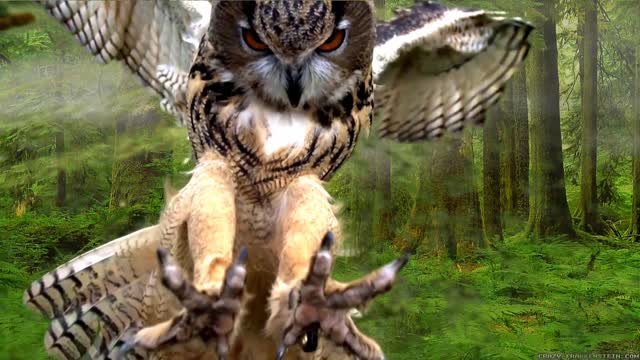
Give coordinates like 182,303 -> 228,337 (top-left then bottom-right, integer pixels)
320,231 -> 334,251
157,247 -> 185,291
276,243 -> 405,359
275,344 -> 287,360
221,247 -> 248,298
157,247 -> 169,265
115,327 -> 141,359
396,252 -> 411,271
126,248 -> 248,356
301,324 -> 319,353
216,336 -> 229,360
115,339 -> 136,360
237,246 -> 249,264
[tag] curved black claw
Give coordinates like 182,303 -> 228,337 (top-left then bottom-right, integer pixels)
301,324 -> 319,353
120,247 -> 248,359
276,231 -> 408,360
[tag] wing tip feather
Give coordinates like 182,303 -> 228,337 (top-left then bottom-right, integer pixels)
375,3 -> 533,143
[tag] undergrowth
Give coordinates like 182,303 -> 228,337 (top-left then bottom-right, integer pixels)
3,235 -> 637,360
334,235 -> 640,359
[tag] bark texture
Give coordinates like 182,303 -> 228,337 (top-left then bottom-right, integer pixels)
579,0 -> 603,233
374,141 -> 393,246
511,69 -> 530,219
484,115 -> 503,243
526,0 -> 575,237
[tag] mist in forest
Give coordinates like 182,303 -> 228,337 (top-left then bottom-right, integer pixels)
1,1 -> 639,359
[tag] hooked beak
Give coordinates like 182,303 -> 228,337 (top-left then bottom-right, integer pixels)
285,67 -> 302,108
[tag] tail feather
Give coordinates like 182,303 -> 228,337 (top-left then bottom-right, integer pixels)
45,276 -> 149,359
95,327 -> 150,360
24,225 -> 163,359
24,226 -> 161,318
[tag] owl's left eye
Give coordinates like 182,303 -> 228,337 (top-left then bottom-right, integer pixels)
242,28 -> 269,51
318,29 -> 346,52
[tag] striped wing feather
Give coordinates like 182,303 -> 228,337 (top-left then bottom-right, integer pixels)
39,0 -> 211,125
24,226 -> 163,359
373,1 -> 532,142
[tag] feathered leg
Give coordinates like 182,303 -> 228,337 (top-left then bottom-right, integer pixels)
124,151 -> 246,359
265,176 -> 408,360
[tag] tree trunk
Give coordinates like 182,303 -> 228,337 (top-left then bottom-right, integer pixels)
429,138 -> 466,259
351,148 -> 377,253
631,45 -> 640,242
483,114 -> 503,243
498,104 -> 517,220
499,69 -> 529,224
400,140 -> 476,257
374,140 -> 393,246
512,68 -> 530,219
462,131 -> 484,249
579,0 -> 603,233
526,0 -> 575,237
402,144 -> 433,252
363,148 -> 377,247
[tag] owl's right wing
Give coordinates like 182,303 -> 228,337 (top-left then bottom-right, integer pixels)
39,0 -> 212,125
373,1 -> 532,142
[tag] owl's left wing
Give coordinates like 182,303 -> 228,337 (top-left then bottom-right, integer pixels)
373,1 -> 532,142
39,0 -> 212,125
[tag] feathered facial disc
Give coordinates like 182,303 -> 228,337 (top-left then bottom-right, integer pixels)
209,0 -> 374,111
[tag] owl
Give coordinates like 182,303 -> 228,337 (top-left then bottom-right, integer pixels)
23,1 -> 532,360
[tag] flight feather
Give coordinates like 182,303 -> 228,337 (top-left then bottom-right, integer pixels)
373,1 -> 532,142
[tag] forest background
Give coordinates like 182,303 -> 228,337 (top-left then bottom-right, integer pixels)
0,0 -> 639,359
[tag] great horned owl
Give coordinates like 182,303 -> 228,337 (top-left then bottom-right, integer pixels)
23,1 -> 532,359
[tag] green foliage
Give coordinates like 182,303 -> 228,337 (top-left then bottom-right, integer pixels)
341,237 -> 640,359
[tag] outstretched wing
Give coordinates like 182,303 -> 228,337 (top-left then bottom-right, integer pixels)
373,1 -> 532,142
39,0 -> 212,125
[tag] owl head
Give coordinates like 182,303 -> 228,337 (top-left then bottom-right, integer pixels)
208,0 -> 375,111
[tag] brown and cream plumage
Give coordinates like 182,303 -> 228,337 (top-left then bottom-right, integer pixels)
24,1 -> 532,359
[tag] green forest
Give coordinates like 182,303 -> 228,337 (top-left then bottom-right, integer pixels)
1,0 -> 639,359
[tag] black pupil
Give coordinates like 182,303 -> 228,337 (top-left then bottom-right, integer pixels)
326,30 -> 338,44
247,29 -> 263,45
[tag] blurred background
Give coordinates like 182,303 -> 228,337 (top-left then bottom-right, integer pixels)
1,0 -> 639,359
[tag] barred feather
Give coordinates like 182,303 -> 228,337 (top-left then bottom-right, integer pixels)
373,1 -> 533,142
24,226 -> 162,359
38,0 -> 211,125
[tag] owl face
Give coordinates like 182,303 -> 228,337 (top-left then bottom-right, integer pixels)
209,0 -> 374,111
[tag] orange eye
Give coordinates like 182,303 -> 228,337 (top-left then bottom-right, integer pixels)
318,29 -> 346,52
242,28 -> 269,51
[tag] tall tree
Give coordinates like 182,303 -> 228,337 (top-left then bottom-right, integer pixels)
484,115 -> 503,243
498,68 -> 529,224
349,147 -> 377,253
631,45 -> 640,241
461,131 -> 484,249
374,141 -> 393,245
526,0 -> 575,237
401,144 -> 434,252
579,0 -> 603,233
429,138 -> 465,258
511,69 -> 530,219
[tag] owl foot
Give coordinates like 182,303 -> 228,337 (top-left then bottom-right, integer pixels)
120,247 -> 248,360
276,232 -> 409,360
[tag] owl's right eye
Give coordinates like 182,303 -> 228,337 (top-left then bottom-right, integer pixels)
242,28 -> 269,51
